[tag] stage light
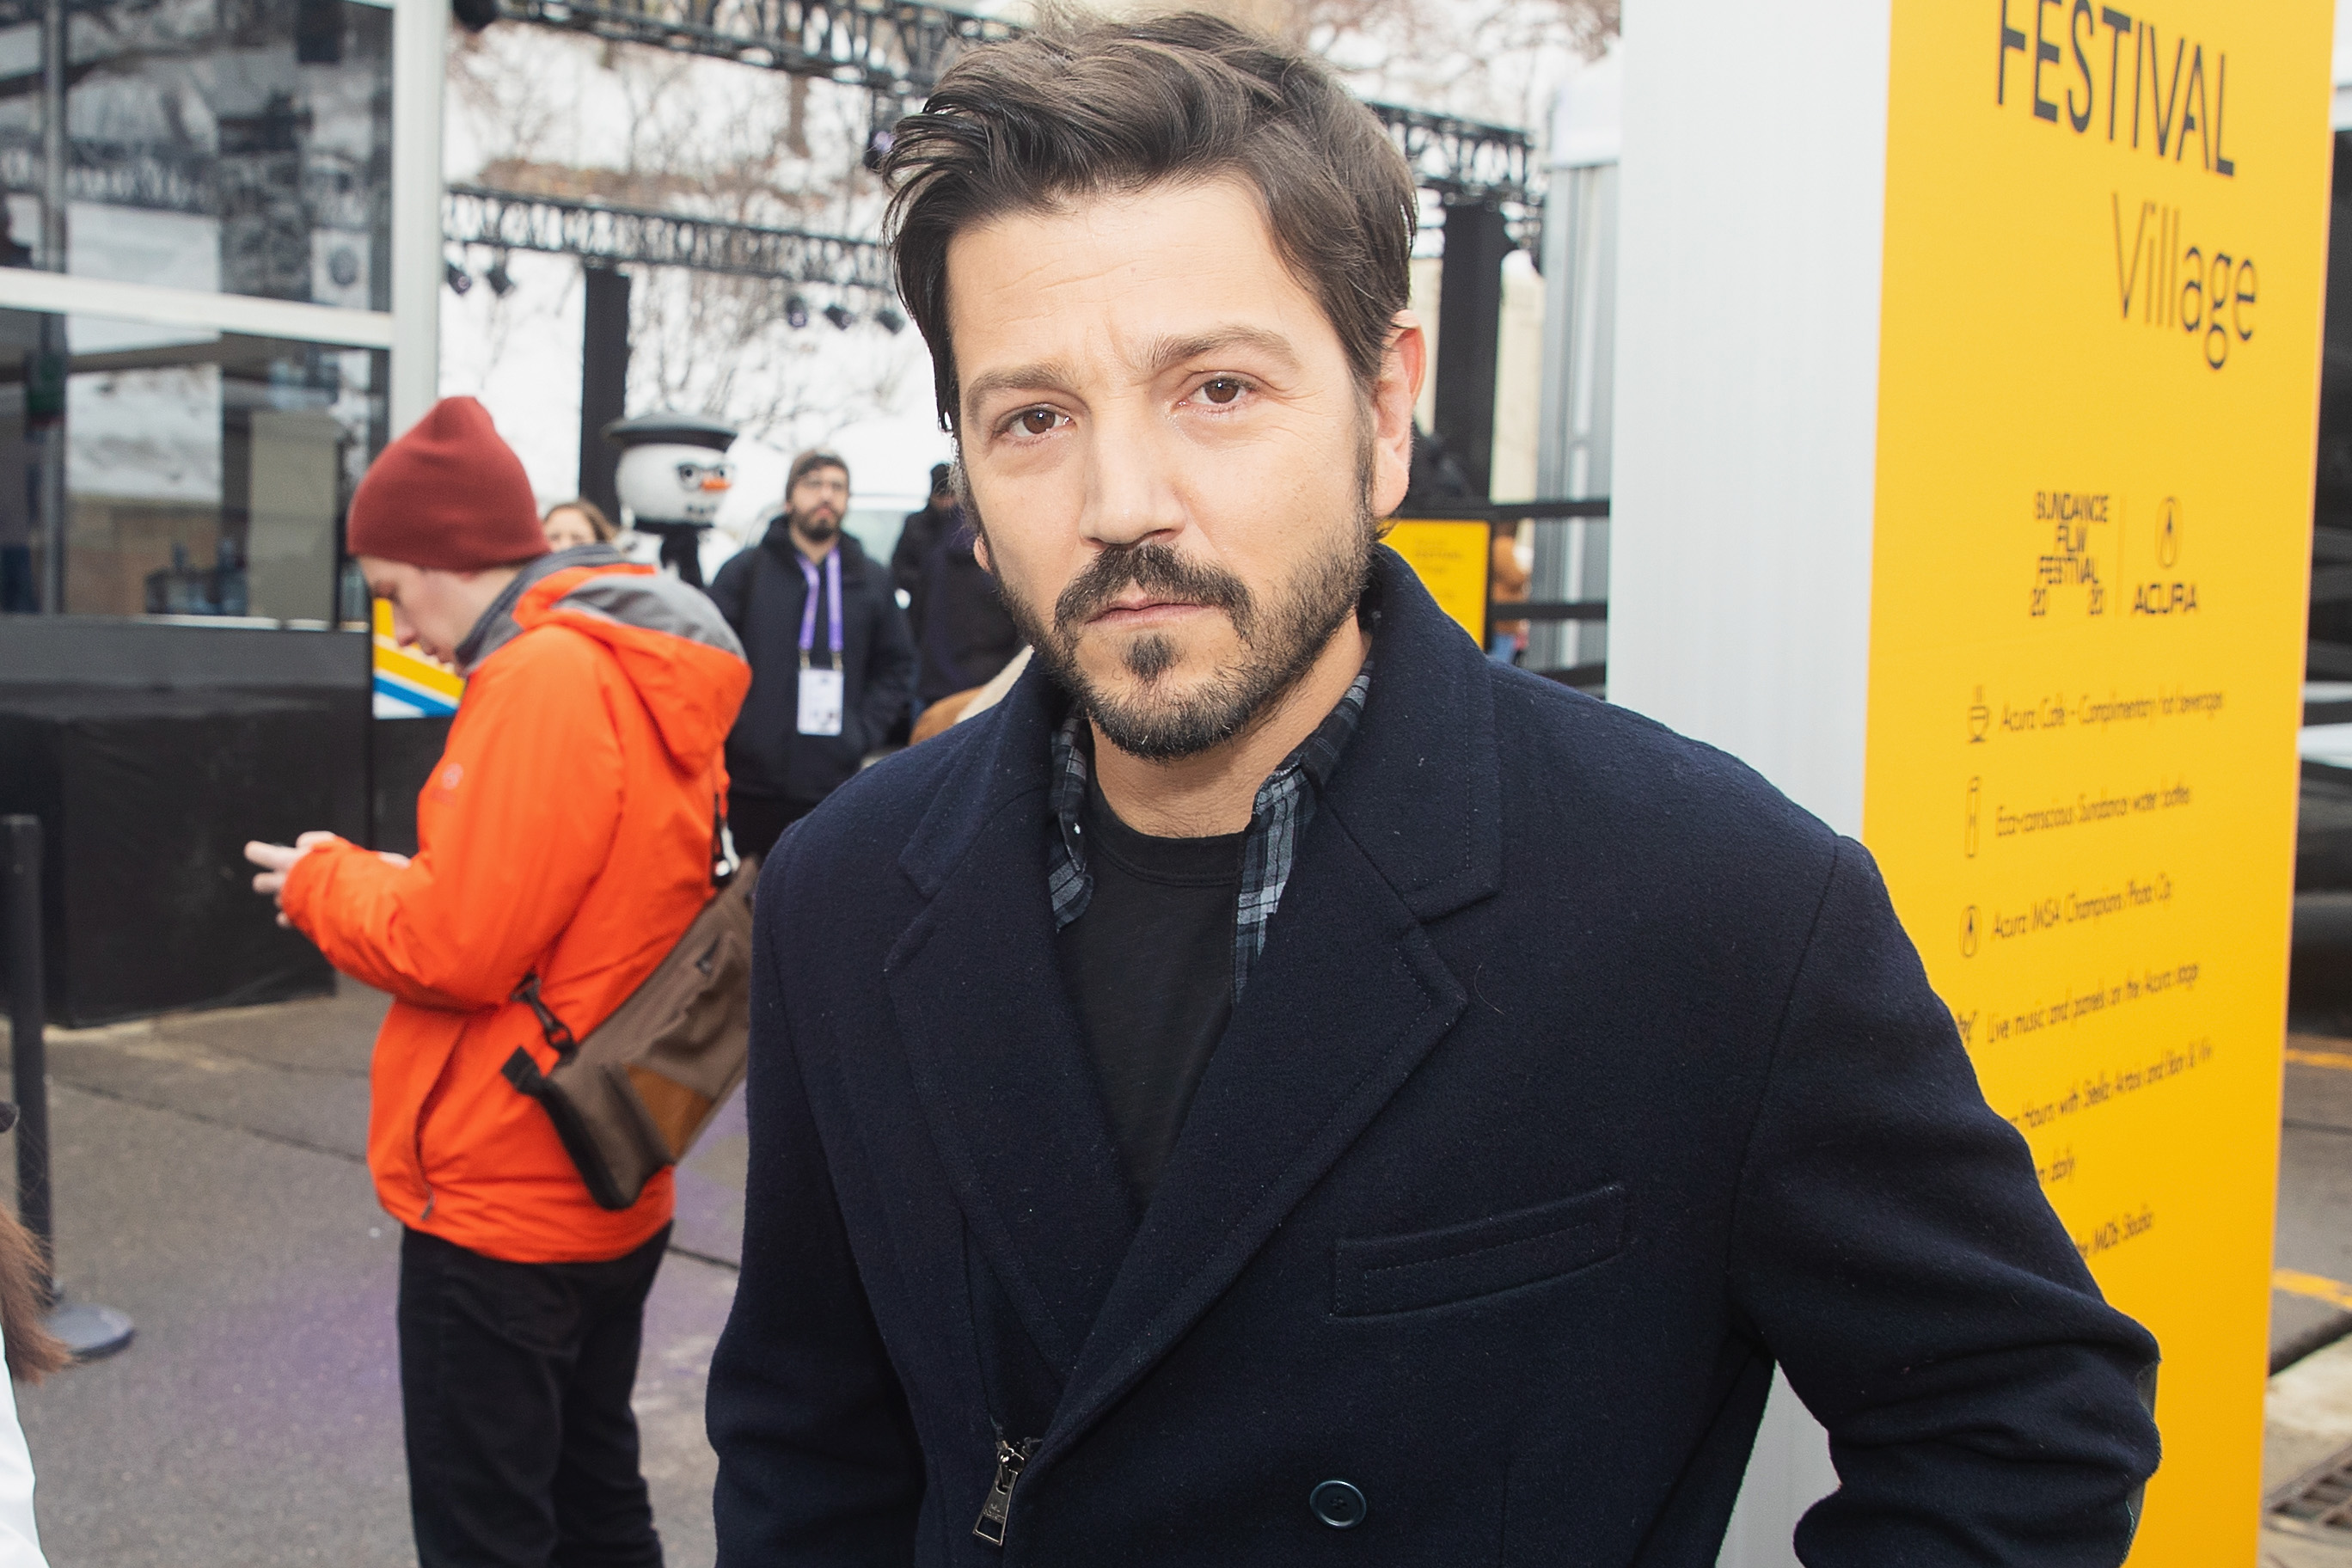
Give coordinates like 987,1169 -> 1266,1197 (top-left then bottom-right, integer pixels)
824,303 -> 855,331
444,260 -> 472,295
485,255 -> 514,297
875,304 -> 905,334
785,293 -> 811,328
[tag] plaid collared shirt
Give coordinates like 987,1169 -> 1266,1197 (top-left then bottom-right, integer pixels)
1048,658 -> 1374,1001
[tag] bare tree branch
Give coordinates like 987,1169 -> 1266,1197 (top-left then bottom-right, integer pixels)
448,31 -> 909,452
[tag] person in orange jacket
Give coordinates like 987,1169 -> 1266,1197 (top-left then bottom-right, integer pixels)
246,396 -> 750,1568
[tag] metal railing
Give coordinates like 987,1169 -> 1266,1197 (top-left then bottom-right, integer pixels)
1484,497 -> 1610,628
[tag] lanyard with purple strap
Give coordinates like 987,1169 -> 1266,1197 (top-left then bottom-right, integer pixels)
794,549 -> 846,736
796,549 -> 842,669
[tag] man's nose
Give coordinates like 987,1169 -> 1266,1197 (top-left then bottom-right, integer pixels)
1082,406 -> 1185,548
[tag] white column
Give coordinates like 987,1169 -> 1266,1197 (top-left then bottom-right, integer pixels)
1608,0 -> 1891,838
1610,3 -> 1895,1563
389,0 -> 448,436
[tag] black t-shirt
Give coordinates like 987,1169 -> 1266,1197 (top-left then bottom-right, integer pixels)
1056,777 -> 1244,1209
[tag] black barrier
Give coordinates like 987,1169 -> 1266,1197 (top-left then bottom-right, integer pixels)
1427,499 -> 1612,693
1485,499 -> 1613,521
0,616 -> 368,1026
1480,497 -> 1613,633
3,816 -> 133,1362
2,821 -> 48,1258
374,715 -> 456,860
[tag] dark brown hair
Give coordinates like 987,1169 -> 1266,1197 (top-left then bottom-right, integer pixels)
0,1206 -> 66,1382
787,450 -> 849,493
883,10 -> 1417,431
541,498 -> 616,542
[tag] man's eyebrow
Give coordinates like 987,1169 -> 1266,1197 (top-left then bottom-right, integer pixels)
959,327 -> 1305,417
962,361 -> 1081,412
1134,327 -> 1301,378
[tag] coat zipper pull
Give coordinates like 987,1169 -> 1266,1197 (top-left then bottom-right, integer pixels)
973,1435 -> 1037,1547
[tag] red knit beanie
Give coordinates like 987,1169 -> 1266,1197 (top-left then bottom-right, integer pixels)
347,396 -> 548,570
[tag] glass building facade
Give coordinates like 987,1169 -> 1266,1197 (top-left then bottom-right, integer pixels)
0,0 -> 394,619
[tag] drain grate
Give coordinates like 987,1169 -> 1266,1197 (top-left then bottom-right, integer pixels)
2270,1443 -> 2352,1531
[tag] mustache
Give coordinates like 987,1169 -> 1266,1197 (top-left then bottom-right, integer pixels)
1053,542 -> 1253,640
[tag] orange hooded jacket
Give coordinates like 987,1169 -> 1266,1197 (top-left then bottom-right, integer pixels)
284,560 -> 751,1264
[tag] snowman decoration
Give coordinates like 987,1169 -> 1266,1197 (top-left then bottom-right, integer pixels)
603,411 -> 738,587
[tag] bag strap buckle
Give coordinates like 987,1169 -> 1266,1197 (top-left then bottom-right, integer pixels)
711,787 -> 740,888
511,971 -> 577,1059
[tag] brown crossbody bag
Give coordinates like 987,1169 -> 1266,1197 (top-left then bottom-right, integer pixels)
501,813 -> 760,1210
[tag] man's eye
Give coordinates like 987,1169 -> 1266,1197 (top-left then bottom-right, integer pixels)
1203,378 -> 1245,405
1016,408 -> 1060,436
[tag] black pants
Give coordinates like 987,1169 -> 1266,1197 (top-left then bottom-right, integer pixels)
398,1226 -> 669,1568
726,790 -> 814,862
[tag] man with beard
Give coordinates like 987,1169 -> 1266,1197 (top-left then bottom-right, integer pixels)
708,450 -> 915,856
707,15 -> 2159,1567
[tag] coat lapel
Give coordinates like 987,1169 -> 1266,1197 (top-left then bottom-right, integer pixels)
1038,549 -> 1505,1461
1043,822 -> 1469,1457
885,674 -> 1136,1375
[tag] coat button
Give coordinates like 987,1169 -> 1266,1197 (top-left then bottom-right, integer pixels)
1309,1478 -> 1367,1529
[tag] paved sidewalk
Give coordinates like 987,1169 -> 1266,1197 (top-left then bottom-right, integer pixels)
2264,1038 -> 2352,1563
2266,1335 -> 2352,1565
37,983 -> 2352,1563
2277,1044 -> 2352,1368
0,982 -> 747,1567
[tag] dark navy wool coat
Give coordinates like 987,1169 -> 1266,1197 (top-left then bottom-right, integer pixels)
707,549 -> 2160,1566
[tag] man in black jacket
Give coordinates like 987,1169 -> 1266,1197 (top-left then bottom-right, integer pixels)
707,450 -> 914,857
914,517 -> 1023,708
892,462 -> 959,630
707,16 -> 2160,1565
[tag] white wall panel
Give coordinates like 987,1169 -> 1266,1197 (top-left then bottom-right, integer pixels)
1610,4 -> 1898,1563
1608,0 -> 1892,839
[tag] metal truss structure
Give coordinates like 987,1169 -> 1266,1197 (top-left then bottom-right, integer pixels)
1363,100 -> 1534,208
491,1 -> 1539,206
0,18 -> 1539,287
444,181 -> 893,290
491,0 -> 1017,96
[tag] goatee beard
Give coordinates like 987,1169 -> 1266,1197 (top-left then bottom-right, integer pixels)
981,510 -> 1375,763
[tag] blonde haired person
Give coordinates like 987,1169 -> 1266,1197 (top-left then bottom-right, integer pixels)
541,499 -> 617,551
0,1144 -> 68,1568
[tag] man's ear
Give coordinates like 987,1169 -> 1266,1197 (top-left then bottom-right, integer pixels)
1367,310 -> 1427,519
959,455 -> 992,575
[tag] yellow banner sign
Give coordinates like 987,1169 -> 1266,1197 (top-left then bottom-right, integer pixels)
1865,3 -> 2331,1559
1385,518 -> 1493,646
